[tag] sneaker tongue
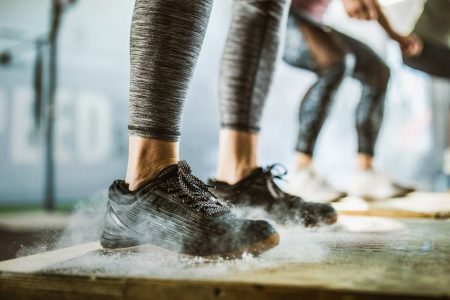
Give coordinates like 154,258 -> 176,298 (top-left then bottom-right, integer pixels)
156,164 -> 179,179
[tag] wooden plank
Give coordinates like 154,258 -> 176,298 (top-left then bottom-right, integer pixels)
0,242 -> 100,273
1,272 -> 441,300
0,211 -> 69,231
1,217 -> 449,300
333,192 -> 450,219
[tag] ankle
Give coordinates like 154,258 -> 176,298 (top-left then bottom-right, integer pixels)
125,136 -> 179,191
216,163 -> 257,184
357,154 -> 373,171
295,152 -> 312,171
126,158 -> 178,190
216,129 -> 258,184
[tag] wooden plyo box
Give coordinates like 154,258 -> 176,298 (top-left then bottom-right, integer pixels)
1,216 -> 450,300
333,192 -> 450,219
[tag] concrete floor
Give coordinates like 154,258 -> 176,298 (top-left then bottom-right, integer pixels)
1,216 -> 449,299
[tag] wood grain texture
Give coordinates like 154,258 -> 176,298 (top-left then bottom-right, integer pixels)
1,217 -> 449,300
333,192 -> 450,219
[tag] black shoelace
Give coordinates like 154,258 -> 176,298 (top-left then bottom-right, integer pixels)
258,164 -> 288,196
257,164 -> 300,206
160,161 -> 229,216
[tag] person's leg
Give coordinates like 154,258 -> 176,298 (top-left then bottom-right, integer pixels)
286,14 -> 348,170
216,0 -> 287,184
403,38 -> 450,79
283,13 -> 348,203
335,31 -> 414,199
349,37 -> 388,186
294,62 -> 346,162
211,9 -> 338,226
341,33 -> 390,168
216,130 -> 258,184
102,0 -> 279,257
126,0 -> 213,190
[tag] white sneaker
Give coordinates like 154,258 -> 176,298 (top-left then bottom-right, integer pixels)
284,166 -> 347,203
348,169 -> 414,201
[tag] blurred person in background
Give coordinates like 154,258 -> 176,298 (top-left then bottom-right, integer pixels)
282,0 -> 418,203
402,0 -> 450,79
400,0 -> 450,187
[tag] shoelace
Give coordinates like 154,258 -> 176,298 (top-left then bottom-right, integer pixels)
248,165 -> 326,218
259,164 -> 290,199
262,164 -> 288,180
257,164 -> 306,209
160,161 -> 229,215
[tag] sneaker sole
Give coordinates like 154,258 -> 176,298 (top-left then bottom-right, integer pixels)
100,231 -> 280,259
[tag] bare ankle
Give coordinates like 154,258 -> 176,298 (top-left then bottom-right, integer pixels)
215,129 -> 258,184
126,158 -> 178,191
357,154 -> 373,171
216,163 -> 256,184
295,152 -> 312,170
125,136 -> 179,191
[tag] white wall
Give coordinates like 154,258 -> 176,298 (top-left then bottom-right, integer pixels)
0,0 -> 448,204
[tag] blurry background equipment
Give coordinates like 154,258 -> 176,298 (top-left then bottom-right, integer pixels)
0,0 -> 76,210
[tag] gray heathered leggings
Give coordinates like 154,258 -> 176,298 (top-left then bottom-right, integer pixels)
219,0 -> 288,132
128,0 -> 213,141
128,0 -> 288,141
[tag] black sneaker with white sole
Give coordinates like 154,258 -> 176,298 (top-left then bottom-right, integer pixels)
209,164 -> 338,227
100,161 -> 279,257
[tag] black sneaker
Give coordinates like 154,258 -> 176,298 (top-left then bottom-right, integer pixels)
209,164 -> 338,227
100,161 -> 279,257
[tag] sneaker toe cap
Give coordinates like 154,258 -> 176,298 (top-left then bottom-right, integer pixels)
239,219 -> 280,252
244,219 -> 277,241
302,202 -> 338,226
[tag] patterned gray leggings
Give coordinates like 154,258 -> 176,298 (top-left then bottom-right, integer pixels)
283,12 -> 390,156
128,0 -> 287,141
